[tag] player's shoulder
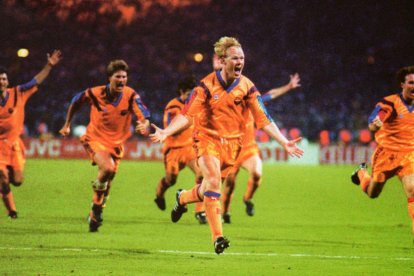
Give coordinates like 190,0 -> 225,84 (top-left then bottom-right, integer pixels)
382,93 -> 401,104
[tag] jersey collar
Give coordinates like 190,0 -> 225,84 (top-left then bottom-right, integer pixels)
216,70 -> 241,93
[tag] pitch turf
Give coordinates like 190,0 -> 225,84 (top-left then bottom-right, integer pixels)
1,159 -> 413,274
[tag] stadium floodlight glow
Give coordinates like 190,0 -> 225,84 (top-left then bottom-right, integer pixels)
17,48 -> 29,58
194,53 -> 203,63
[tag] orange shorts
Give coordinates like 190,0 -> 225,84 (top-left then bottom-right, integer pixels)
80,135 -> 122,172
194,132 -> 242,178
0,138 -> 25,171
231,143 -> 259,173
371,147 -> 414,183
164,145 -> 197,175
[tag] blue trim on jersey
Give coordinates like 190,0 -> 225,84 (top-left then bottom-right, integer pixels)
0,90 -> 9,107
135,96 -> 151,118
216,70 -> 241,93
399,93 -> 414,113
257,95 -> 274,123
261,93 -> 272,103
368,105 -> 381,124
105,85 -> 123,107
70,91 -> 85,105
204,191 -> 221,198
19,78 -> 37,91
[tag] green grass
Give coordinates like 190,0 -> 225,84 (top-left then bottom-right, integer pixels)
1,159 -> 414,275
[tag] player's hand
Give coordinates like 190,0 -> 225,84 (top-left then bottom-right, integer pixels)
59,125 -> 70,137
289,73 -> 301,89
283,137 -> 304,158
136,120 -> 150,136
149,123 -> 167,143
372,116 -> 383,129
47,50 -> 62,66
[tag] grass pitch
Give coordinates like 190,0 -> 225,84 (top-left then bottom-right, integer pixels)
0,159 -> 413,275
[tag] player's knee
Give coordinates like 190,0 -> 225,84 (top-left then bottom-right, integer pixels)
168,175 -> 178,186
205,175 -> 221,190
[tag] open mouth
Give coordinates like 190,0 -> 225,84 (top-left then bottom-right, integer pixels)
234,67 -> 242,75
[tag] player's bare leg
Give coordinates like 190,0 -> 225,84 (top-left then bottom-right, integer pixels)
88,152 -> 116,232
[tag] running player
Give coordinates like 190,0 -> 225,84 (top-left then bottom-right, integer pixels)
150,37 -> 303,254
222,73 -> 301,223
59,59 -> 150,232
351,65 -> 414,237
0,50 -> 62,218
154,76 -> 206,224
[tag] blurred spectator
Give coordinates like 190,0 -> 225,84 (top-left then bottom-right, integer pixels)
338,129 -> 353,146
319,130 -> 330,146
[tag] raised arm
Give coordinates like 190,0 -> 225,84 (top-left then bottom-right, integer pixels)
34,50 -> 62,85
263,73 -> 301,101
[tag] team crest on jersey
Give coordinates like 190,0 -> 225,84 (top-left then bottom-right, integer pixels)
213,94 -> 219,100
8,108 -> 13,114
234,97 -> 242,105
120,109 -> 128,116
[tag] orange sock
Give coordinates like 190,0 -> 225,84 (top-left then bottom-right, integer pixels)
243,178 -> 260,202
179,184 -> 202,205
2,191 -> 16,213
408,198 -> 414,234
156,177 -> 169,197
93,190 -> 105,205
221,192 -> 232,214
204,191 -> 223,242
194,201 -> 204,213
358,169 -> 371,193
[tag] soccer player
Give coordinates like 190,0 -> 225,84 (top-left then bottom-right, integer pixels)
150,37 -> 303,254
154,76 -> 206,224
0,49 -> 62,219
351,65 -> 414,237
222,73 -> 301,223
59,60 -> 150,232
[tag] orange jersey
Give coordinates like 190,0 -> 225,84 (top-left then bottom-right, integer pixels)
183,71 -> 273,139
163,97 -> 193,150
0,81 -> 37,141
241,89 -> 274,147
72,85 -> 150,148
368,93 -> 414,151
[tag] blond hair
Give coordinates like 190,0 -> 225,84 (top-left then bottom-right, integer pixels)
214,37 -> 242,58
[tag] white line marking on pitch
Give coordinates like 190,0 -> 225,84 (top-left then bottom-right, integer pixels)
0,247 -> 412,261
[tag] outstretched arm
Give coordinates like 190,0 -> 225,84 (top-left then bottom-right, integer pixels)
34,50 -> 62,85
262,122 -> 303,158
149,114 -> 191,143
263,73 -> 300,100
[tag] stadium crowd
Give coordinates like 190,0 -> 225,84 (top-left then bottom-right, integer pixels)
1,0 -> 412,142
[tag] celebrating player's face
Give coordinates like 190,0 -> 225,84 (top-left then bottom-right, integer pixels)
402,74 -> 414,101
223,46 -> 244,82
109,70 -> 128,93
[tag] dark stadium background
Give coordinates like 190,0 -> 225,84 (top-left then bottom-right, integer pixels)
1,0 -> 413,141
